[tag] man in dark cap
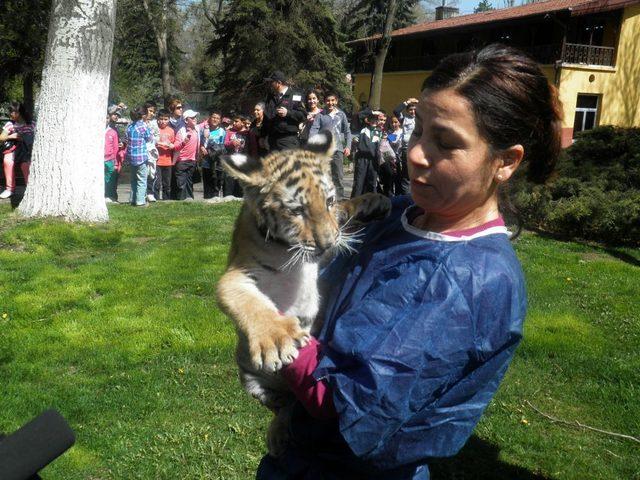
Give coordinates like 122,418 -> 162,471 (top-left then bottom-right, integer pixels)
262,71 -> 306,151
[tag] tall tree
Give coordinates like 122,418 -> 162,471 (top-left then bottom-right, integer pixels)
110,0 -> 164,106
342,0 -> 418,109
0,0 -> 52,112
173,0 -> 225,93
474,0 -> 494,12
18,0 -> 116,222
343,0 -> 418,41
210,0 -> 352,112
369,0 -> 398,109
141,0 -> 177,102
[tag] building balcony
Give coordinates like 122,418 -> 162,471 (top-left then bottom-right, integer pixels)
562,43 -> 615,67
352,42 -> 616,74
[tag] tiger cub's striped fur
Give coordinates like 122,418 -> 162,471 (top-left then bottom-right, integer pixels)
215,132 -> 391,417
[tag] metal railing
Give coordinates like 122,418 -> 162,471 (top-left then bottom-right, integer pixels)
562,43 -> 615,67
352,42 -> 615,74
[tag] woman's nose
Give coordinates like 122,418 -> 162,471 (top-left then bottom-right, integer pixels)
408,145 -> 430,168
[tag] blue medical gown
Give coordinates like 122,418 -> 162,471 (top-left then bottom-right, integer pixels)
257,197 -> 526,480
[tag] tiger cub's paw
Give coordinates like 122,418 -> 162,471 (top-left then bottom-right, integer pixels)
248,314 -> 309,372
354,193 -> 392,222
337,193 -> 392,226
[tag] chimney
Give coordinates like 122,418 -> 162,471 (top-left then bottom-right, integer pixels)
435,5 -> 459,20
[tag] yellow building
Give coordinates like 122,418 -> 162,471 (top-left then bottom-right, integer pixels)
351,0 -> 640,146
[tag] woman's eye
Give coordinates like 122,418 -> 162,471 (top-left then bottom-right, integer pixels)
326,196 -> 335,208
436,137 -> 457,150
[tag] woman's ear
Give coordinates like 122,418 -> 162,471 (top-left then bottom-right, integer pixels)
494,144 -> 524,183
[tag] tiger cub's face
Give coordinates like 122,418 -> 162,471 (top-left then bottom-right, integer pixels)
222,132 -> 342,256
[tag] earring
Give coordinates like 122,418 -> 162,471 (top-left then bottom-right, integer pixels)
496,174 -> 503,182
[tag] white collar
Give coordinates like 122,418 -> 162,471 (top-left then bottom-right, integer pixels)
401,207 -> 510,242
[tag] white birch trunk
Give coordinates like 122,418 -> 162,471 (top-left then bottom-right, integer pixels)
18,0 -> 116,222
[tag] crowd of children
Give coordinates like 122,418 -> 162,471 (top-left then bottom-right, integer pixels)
0,93 -> 418,206
103,92 -> 420,205
105,99 -> 265,205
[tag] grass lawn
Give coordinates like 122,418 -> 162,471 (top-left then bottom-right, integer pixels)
0,201 -> 638,479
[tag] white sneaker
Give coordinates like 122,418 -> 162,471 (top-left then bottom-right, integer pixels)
0,189 -> 13,199
105,197 -> 113,203
147,194 -> 157,202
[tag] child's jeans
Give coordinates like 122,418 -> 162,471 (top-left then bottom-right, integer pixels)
130,163 -> 148,205
146,156 -> 158,198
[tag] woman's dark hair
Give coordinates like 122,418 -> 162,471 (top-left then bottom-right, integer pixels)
167,98 -> 182,112
424,44 -> 563,184
9,101 -> 32,124
306,89 -> 323,103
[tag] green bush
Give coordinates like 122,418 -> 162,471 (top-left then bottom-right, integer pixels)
511,126 -> 640,245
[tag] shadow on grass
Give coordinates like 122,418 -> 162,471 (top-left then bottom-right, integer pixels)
529,228 -> 640,268
601,247 -> 640,268
430,435 -> 553,480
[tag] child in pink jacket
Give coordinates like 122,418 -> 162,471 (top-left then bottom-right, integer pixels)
104,107 -> 120,202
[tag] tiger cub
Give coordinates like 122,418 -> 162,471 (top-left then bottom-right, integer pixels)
216,131 -> 391,415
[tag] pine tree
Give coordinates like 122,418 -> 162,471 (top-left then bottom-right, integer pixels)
343,0 -> 418,42
341,0 -> 418,109
474,0 -> 494,12
210,0 -> 352,112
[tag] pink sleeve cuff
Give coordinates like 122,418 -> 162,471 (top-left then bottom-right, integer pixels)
281,337 -> 336,419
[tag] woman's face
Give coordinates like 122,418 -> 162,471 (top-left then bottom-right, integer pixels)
9,110 -> 20,122
407,88 -> 500,220
391,117 -> 401,131
172,103 -> 183,118
307,93 -> 318,109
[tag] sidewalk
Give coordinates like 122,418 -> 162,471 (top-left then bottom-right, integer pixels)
115,165 -> 355,203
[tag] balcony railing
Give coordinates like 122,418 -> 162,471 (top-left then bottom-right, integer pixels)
352,42 -> 615,74
562,43 -> 615,67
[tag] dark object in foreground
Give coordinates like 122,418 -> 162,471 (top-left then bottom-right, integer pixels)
0,409 -> 75,480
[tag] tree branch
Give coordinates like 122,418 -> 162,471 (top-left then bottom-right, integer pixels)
140,0 -> 160,38
201,0 -> 224,30
525,400 -> 640,444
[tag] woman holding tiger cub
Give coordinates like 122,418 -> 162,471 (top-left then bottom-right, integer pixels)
257,44 -> 563,479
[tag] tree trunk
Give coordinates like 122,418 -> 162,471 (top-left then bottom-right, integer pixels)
18,0 -> 116,222
157,29 -> 173,101
23,71 -> 35,115
368,0 -> 399,110
142,0 -> 175,102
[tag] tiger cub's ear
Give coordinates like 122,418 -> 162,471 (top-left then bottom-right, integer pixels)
306,130 -> 334,157
221,154 -> 266,187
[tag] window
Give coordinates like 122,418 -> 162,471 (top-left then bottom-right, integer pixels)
573,94 -> 600,137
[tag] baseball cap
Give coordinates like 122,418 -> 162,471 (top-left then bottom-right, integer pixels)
183,109 -> 198,119
107,104 -> 120,116
264,71 -> 287,83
